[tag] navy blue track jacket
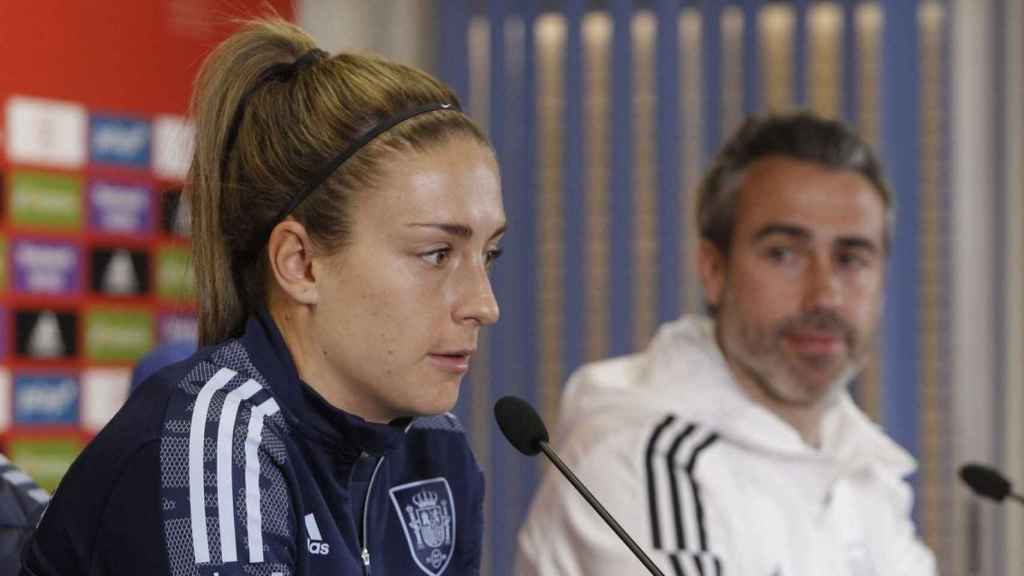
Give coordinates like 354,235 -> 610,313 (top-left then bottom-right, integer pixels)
0,454 -> 48,574
21,310 -> 485,576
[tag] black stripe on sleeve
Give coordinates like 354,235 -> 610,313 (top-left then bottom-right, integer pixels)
666,424 -> 697,551
669,553 -> 688,576
693,552 -> 708,576
685,433 -> 720,552
645,415 -> 677,550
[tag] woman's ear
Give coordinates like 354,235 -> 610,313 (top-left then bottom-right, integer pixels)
266,219 -> 320,305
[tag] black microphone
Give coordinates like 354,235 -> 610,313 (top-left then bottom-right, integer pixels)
494,396 -> 667,576
959,463 -> 1024,506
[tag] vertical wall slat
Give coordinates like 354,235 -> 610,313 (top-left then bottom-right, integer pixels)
1004,0 -> 1024,569
793,0 -> 809,106
742,0 -> 760,115
563,0 -> 586,385
808,3 -> 842,118
919,2 -> 951,566
939,2 -> 956,569
583,12 -> 612,363
990,0 -> 1009,572
702,0 -> 723,161
536,12 -> 565,430
880,0 -> 922,494
761,4 -> 795,111
841,0 -> 859,125
681,9 -> 703,314
951,0 -> 999,571
521,0 -> 542,525
609,0 -> 634,355
656,0 -> 681,323
632,12 -> 658,349
721,6 -> 744,136
856,2 -> 884,421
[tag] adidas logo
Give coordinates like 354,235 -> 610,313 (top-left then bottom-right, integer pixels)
304,513 -> 330,556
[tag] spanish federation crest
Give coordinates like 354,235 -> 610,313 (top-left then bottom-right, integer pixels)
389,477 -> 455,576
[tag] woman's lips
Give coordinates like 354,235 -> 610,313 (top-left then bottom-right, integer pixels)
427,351 -> 473,373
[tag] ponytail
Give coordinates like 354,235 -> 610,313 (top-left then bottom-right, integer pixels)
187,19 -> 316,345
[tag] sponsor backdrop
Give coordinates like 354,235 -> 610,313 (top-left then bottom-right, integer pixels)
0,0 -> 293,490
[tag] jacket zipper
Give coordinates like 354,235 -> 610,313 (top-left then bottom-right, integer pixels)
360,454 -> 386,575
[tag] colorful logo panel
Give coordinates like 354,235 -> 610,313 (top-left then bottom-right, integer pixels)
158,312 -> 197,346
0,237 -> 7,291
11,239 -> 81,295
0,307 -> 6,360
6,96 -> 87,169
156,246 -> 195,300
8,436 -> 83,492
89,180 -> 153,234
0,370 -> 10,432
80,368 -> 130,433
89,114 -> 151,168
90,247 -> 149,296
9,171 -> 83,230
0,308 -> 7,361
152,114 -> 194,180
84,308 -> 153,362
14,309 -> 77,360
13,373 -> 79,425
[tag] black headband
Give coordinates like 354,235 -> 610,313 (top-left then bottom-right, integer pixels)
219,48 -> 461,254
266,101 -> 458,232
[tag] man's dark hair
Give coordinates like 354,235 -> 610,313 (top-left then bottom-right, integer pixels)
697,112 -> 892,255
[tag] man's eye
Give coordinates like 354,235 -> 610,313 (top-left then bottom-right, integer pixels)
837,251 -> 870,269
765,246 -> 794,262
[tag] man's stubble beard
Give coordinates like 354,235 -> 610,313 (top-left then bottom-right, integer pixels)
716,287 -> 875,411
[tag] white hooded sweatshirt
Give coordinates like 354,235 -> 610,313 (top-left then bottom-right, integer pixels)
515,315 -> 935,576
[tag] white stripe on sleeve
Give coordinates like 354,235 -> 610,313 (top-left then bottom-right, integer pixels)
215,379 -> 263,563
244,397 -> 280,563
188,367 -> 237,564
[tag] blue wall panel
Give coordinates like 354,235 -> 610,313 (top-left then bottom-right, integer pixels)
609,0 -> 635,356
880,0 -> 921,474
435,1 -> 942,572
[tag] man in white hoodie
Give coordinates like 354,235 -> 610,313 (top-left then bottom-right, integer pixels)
515,113 -> 936,576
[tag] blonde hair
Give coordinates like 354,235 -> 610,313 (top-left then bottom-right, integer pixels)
186,19 -> 488,345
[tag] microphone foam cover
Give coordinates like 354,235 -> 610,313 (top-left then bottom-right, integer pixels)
494,396 -> 549,456
959,463 -> 1011,501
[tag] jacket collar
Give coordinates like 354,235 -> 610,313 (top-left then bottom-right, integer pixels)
644,315 -> 916,476
239,308 -> 408,456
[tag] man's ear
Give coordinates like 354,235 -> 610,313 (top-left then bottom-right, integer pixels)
698,239 -> 727,309
267,220 -> 319,305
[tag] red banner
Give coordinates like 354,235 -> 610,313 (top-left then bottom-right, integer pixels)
0,0 -> 293,489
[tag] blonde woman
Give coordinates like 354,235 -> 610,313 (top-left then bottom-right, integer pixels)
23,19 -> 504,576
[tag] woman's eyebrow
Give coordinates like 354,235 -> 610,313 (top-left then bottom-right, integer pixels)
406,222 -> 508,240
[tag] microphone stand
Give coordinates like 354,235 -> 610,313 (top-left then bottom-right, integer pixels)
537,440 -> 667,576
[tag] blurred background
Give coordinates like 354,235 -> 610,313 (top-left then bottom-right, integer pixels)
0,1 -> 1019,574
